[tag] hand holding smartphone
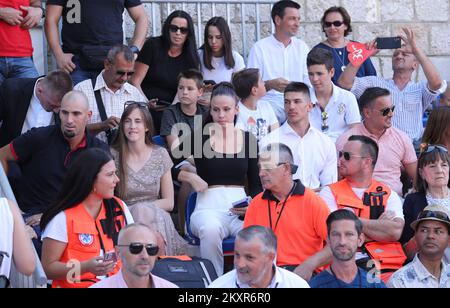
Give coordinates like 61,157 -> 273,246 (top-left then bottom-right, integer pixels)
103,251 -> 117,263
376,37 -> 401,49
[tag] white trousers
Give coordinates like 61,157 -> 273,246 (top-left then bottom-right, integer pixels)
190,187 -> 246,276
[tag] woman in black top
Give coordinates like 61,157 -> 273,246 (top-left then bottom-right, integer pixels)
172,82 -> 262,275
130,10 -> 199,133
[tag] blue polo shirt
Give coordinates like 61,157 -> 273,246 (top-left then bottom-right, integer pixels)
309,268 -> 386,288
10,125 -> 109,214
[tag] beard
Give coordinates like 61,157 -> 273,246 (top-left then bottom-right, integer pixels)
63,129 -> 76,139
332,246 -> 356,262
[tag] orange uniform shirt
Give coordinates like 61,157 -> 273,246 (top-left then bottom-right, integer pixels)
244,180 -> 329,266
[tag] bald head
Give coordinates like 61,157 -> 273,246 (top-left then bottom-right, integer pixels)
61,90 -> 90,112
118,223 -> 157,246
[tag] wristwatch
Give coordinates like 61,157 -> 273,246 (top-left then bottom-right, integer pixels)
129,45 -> 140,55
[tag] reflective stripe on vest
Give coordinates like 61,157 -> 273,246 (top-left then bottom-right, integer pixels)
52,197 -> 126,288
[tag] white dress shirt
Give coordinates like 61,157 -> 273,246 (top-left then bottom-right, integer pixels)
21,78 -> 54,134
260,122 -> 338,189
247,35 -> 310,123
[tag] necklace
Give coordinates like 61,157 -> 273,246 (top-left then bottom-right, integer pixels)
331,47 -> 347,72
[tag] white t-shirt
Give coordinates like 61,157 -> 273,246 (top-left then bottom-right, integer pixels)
0,198 -> 13,278
247,35 -> 310,122
260,123 -> 338,189
309,83 -> 361,142
198,49 -> 245,83
236,101 -> 279,141
41,203 -> 134,243
319,185 -> 404,219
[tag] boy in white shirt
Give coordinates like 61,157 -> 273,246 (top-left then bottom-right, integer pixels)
232,68 -> 279,141
307,48 -> 361,142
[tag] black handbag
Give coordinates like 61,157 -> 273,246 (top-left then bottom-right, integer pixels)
79,45 -> 113,71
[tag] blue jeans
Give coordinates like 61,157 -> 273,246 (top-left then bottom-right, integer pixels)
70,55 -> 102,85
0,57 -> 39,86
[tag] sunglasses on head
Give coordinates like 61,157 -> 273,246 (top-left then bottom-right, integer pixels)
339,151 -> 367,161
124,101 -> 149,110
417,210 -> 450,223
324,21 -> 344,28
379,106 -> 395,116
117,243 -> 159,256
169,25 -> 189,34
422,144 -> 448,154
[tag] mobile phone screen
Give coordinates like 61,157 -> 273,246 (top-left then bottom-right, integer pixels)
376,37 -> 401,49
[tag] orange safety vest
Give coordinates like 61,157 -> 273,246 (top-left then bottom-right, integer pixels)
329,179 -> 406,283
52,197 -> 127,288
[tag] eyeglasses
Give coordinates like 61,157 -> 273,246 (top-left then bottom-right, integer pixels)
417,210 -> 450,223
422,144 -> 448,154
116,70 -> 135,77
324,21 -> 344,28
124,101 -> 149,110
258,162 -> 289,171
117,243 -> 159,256
339,151 -> 367,161
169,25 -> 189,34
379,106 -> 395,116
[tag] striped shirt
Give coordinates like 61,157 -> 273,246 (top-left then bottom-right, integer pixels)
74,71 -> 147,142
351,76 -> 439,141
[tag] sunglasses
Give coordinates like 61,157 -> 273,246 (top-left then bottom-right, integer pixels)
124,101 -> 149,110
169,25 -> 189,34
339,151 -> 367,161
117,243 -> 159,256
0,275 -> 9,289
116,70 -> 134,77
324,21 -> 344,28
379,106 -> 395,116
422,144 -> 448,154
417,210 -> 450,223
258,162 -> 289,171
321,111 -> 329,132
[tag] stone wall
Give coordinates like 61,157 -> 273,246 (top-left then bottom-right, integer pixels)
123,0 -> 449,82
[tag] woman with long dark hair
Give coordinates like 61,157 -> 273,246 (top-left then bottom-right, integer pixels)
422,106 -> 450,151
130,10 -> 200,133
199,17 -> 245,84
40,148 -> 134,288
401,144 -> 450,263
111,102 -> 187,255
172,82 -> 262,276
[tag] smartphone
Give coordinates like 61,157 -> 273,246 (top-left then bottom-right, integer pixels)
232,197 -> 251,208
204,80 -> 216,86
376,37 -> 402,49
103,251 -> 117,263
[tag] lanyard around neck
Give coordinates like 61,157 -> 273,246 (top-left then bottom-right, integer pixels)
268,182 -> 297,232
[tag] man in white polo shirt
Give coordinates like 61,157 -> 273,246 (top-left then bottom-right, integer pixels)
338,28 -> 447,148
247,0 -> 310,124
260,82 -> 337,190
307,48 -> 360,142
208,226 -> 310,288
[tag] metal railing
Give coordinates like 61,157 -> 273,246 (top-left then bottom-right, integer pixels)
142,0 -> 277,59
0,166 -> 47,288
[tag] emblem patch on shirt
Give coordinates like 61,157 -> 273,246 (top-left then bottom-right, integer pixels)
338,103 -> 346,115
79,234 -> 94,246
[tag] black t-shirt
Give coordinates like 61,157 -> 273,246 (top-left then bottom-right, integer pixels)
137,37 -> 199,102
11,125 -> 110,214
160,103 -> 208,137
172,129 -> 262,197
47,0 -> 142,54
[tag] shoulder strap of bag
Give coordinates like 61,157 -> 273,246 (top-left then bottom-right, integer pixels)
91,78 -> 108,122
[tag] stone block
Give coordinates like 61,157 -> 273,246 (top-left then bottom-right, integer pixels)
415,0 -> 449,21
430,25 -> 450,55
381,0 -> 414,22
341,0 -> 379,23
305,0 -> 340,22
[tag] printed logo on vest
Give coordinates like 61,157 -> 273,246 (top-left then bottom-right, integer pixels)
78,234 -> 94,246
